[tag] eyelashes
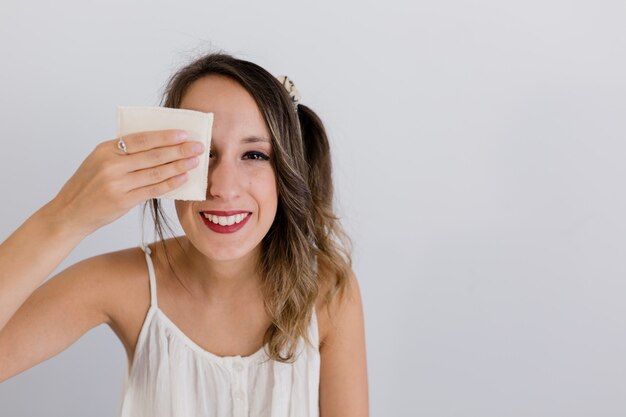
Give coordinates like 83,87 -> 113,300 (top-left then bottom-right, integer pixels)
208,150 -> 270,161
244,151 -> 270,161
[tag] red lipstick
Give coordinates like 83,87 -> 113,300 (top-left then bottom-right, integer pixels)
199,211 -> 251,234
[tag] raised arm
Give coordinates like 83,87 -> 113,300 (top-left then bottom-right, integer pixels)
0,202 -> 89,333
0,241 -> 114,382
0,130 -> 204,382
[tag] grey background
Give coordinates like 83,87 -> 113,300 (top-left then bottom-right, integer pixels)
1,0 -> 625,416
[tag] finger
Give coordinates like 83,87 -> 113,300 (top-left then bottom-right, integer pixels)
127,171 -> 190,201
125,140 -> 205,172
112,129 -> 189,155
123,155 -> 199,192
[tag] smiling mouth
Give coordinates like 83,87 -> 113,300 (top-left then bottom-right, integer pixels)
200,212 -> 251,226
198,211 -> 252,234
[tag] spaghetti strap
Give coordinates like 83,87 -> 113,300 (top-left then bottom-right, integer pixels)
121,243 -> 321,417
140,244 -> 158,308
310,305 -> 319,348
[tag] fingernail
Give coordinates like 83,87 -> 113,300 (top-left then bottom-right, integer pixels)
192,142 -> 205,153
177,130 -> 189,140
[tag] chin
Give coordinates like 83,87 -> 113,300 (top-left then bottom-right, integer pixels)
189,233 -> 263,262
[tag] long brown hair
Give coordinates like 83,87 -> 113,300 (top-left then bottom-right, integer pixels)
142,52 -> 353,362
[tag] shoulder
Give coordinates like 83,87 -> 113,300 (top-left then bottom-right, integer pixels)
0,244 -> 152,381
47,245 -> 148,316
92,245 -> 151,311
315,260 -> 364,349
69,245 -> 152,356
315,262 -> 369,415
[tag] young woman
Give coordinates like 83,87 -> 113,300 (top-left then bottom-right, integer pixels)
0,53 -> 368,416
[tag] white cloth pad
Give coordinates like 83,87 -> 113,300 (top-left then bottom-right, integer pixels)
117,106 -> 213,201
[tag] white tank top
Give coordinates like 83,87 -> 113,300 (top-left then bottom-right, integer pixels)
118,245 -> 320,417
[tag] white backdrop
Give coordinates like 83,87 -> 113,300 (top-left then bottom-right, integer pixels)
1,0 -> 625,416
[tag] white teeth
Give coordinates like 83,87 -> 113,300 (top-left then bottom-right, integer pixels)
202,212 -> 249,226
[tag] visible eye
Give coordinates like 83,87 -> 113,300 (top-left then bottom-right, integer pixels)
243,151 -> 270,161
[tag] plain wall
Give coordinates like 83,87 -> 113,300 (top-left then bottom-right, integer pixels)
1,0 -> 625,416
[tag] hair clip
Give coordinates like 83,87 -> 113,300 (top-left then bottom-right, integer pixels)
276,75 -> 301,108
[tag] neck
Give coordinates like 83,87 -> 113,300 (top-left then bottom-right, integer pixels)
168,237 -> 264,305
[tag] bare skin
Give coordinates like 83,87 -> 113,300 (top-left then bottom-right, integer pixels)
107,237 -> 277,363
104,237 -> 368,417
0,75 -> 368,416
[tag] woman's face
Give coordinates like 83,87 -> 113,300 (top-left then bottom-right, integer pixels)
175,75 -> 278,262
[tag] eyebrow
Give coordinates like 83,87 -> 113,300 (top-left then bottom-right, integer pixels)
240,136 -> 271,144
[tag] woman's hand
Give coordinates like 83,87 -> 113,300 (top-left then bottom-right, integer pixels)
48,129 -> 204,236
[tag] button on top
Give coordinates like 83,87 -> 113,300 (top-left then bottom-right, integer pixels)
233,362 -> 245,372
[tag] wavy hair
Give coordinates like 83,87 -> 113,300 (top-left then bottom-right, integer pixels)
142,52 -> 353,362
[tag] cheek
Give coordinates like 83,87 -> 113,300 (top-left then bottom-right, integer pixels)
175,201 -> 196,224
246,169 -> 278,210
175,201 -> 188,217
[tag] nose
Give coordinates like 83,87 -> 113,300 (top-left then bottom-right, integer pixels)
206,156 -> 241,201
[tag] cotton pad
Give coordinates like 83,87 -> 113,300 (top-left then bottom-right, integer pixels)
117,106 -> 213,201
